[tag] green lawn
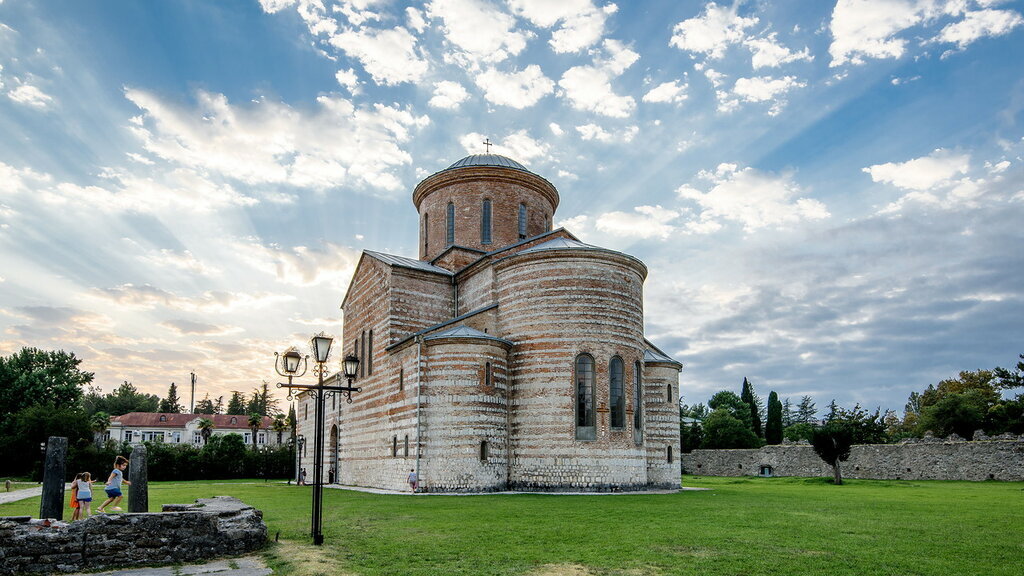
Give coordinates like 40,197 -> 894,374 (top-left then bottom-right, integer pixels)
2,476 -> 1022,576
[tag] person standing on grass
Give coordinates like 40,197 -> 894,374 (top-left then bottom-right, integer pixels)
75,472 -> 96,519
69,472 -> 82,521
96,455 -> 130,513
299,468 -> 307,485
407,468 -> 418,492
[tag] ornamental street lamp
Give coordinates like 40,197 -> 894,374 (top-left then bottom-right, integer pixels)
275,333 -> 360,545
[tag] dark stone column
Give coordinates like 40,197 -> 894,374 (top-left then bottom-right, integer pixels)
39,436 -> 67,520
128,444 -> 148,513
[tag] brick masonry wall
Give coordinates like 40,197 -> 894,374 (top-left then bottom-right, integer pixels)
643,364 -> 684,487
0,497 -> 264,575
681,437 -> 1024,481
495,249 -> 661,490
414,168 -> 558,261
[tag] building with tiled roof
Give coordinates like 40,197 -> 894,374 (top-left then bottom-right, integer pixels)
103,412 -> 282,448
298,153 -> 682,492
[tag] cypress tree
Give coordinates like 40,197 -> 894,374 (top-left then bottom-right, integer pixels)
765,391 -> 783,444
741,378 -> 763,438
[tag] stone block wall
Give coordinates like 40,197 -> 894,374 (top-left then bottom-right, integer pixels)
0,496 -> 265,575
682,437 -> 1024,481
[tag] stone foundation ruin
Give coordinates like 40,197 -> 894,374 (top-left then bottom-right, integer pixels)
0,496 -> 266,575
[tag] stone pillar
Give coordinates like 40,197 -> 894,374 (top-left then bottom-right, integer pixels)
39,436 -> 68,520
128,444 -> 148,513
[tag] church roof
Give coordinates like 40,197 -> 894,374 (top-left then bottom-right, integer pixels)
644,347 -> 683,368
365,250 -> 453,276
516,237 -> 601,254
443,154 -> 533,174
424,325 -> 513,346
109,412 -> 273,429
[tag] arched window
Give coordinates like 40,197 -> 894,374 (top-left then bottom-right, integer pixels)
481,199 -> 492,244
544,214 -> 550,232
575,354 -> 595,440
404,435 -> 409,458
484,362 -> 491,387
667,383 -> 673,403
368,329 -> 373,375
360,331 -> 366,378
518,204 -> 527,239
230,417 -> 237,425
422,213 -> 429,255
610,356 -> 625,429
399,367 -> 404,391
633,361 -> 643,431
392,436 -> 398,457
446,202 -> 455,245
667,445 -> 674,463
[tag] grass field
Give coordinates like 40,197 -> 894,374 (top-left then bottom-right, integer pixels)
2,476 -> 1022,576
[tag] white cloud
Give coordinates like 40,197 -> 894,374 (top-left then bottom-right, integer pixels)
720,75 -> 806,116
864,148 -> 971,190
426,0 -> 530,65
458,130 -> 549,162
669,2 -> 758,59
230,238 -> 360,288
558,39 -> 638,117
508,0 -> 616,53
642,80 -> 688,104
595,205 -> 680,240
935,8 -> 1023,52
258,0 -> 295,12
575,123 -> 638,143
7,84 -> 53,108
335,68 -> 361,94
676,163 -> 830,233
474,65 -> 554,108
428,80 -> 470,109
124,88 -> 429,192
406,7 -> 428,33
549,123 -> 564,136
329,26 -> 429,86
744,33 -> 813,68
92,283 -> 294,313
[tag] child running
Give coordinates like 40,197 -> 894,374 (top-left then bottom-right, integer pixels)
69,472 -> 82,521
75,472 -> 96,518
96,455 -> 130,513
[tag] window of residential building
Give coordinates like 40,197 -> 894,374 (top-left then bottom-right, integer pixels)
258,432 -> 266,445
193,432 -> 202,444
518,203 -> 527,239
610,356 -> 625,429
481,199 -> 492,244
171,431 -> 181,443
446,202 -> 455,245
575,354 -> 596,440
244,432 -> 252,445
230,417 -> 237,425
159,415 -> 167,422
124,431 -> 134,443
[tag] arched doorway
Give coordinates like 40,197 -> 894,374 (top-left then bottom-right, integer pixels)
329,425 -> 339,484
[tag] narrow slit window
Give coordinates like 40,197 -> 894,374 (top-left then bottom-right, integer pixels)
518,204 -> 527,239
481,199 -> 492,244
392,436 -> 398,457
610,356 -> 625,429
399,367 -> 404,391
633,361 -> 642,430
575,354 -> 595,440
404,435 -> 409,458
480,440 -> 488,461
368,329 -> 373,375
446,202 -> 455,245
485,362 -> 491,387
423,213 -> 429,255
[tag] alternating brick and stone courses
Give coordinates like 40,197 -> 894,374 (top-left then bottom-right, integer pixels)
300,154 -> 683,492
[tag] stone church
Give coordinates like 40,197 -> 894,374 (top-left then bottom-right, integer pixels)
296,153 -> 682,492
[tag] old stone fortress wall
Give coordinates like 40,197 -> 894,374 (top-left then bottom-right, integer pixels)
296,154 -> 684,493
682,433 -> 1024,481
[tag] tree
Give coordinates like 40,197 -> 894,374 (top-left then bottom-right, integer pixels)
827,403 -> 887,444
102,381 -> 160,415
90,411 -> 111,447
781,397 -> 794,428
708,391 -> 753,430
158,382 -> 183,413
287,403 -> 297,440
795,395 -> 817,424
197,418 -> 215,444
0,347 -> 93,429
740,378 -> 763,438
765,391 -> 783,445
271,413 -> 288,445
226,391 -> 246,415
248,413 -> 263,450
810,422 -> 854,485
213,395 -> 225,414
193,394 -> 217,414
993,354 -> 1024,390
701,409 -> 759,449
918,391 -> 987,439
783,422 -> 816,442
246,382 -> 280,417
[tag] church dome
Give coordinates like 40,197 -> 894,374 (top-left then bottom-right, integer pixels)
443,154 -> 533,174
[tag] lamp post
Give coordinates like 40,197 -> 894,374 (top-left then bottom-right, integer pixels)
295,434 -> 305,483
276,333 -> 360,545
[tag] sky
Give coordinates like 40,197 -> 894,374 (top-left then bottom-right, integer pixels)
0,0 -> 1022,417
